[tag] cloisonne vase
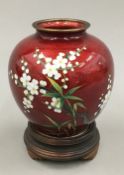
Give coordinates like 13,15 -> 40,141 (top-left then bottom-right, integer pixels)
8,19 -> 114,161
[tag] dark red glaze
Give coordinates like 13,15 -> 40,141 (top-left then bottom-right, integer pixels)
8,19 -> 114,137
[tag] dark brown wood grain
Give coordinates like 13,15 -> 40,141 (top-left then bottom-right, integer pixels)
24,122 -> 100,161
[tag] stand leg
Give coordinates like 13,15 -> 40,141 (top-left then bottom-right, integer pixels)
27,149 -> 40,160
80,143 -> 99,160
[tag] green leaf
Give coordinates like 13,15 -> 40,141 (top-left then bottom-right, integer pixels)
79,112 -> 90,124
43,113 -> 60,129
47,77 -> 63,95
64,95 -> 83,101
63,103 -> 71,113
73,103 -> 78,111
63,101 -> 77,127
63,101 -> 76,118
60,120 -> 72,127
73,102 -> 86,112
42,92 -> 60,98
60,98 -> 64,109
76,102 -> 86,109
65,86 -> 81,96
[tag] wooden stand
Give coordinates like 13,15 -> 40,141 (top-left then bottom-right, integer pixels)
24,122 -> 100,161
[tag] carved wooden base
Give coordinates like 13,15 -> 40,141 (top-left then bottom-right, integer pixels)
24,122 -> 100,161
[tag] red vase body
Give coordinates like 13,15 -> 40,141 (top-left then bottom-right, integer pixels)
8,19 -> 114,137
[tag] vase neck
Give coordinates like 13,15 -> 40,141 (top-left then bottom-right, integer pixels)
32,18 -> 90,39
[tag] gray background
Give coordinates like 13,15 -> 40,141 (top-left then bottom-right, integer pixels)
0,0 -> 123,174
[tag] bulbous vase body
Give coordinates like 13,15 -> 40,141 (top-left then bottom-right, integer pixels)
8,19 -> 114,137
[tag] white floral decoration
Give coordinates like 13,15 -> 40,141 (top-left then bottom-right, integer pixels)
40,89 -> 46,94
40,80 -> 47,87
10,47 -> 113,130
46,57 -> 52,63
63,85 -> 68,89
23,97 -> 33,109
27,79 -> 39,95
33,49 -> 45,64
53,54 -> 68,69
20,73 -> 31,87
9,47 -> 87,114
42,63 -> 60,79
94,74 -> 112,117
14,74 -> 18,85
68,51 -> 80,61
51,97 -> 62,113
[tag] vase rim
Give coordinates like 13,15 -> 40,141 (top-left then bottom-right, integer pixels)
32,18 -> 90,33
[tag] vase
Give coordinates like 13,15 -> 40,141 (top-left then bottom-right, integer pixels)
8,18 -> 114,161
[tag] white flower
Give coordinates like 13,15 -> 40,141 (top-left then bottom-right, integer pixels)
108,79 -> 112,83
24,90 -> 28,95
107,83 -> 111,90
63,70 -> 68,74
27,79 -> 39,95
14,74 -> 18,79
20,73 -> 31,87
45,101 -> 49,105
21,60 -> 24,63
25,69 -> 29,74
11,75 -> 14,79
68,51 -> 76,61
59,52 -> 65,56
54,108 -> 62,113
67,62 -> 73,68
76,52 -> 80,56
76,48 -> 81,52
42,63 -> 58,78
61,79 -> 65,82
94,111 -> 98,116
46,57 -> 52,63
98,90 -> 111,112
14,75 -> 18,84
54,72 -> 61,80
53,55 -> 68,69
40,80 -> 47,87
38,53 -> 44,59
42,63 -> 61,79
63,85 -> 68,89
65,77 -> 69,81
108,74 -> 111,78
21,66 -> 25,71
9,70 -> 12,75
75,62 -> 79,66
105,90 -> 111,101
40,89 -> 46,94
48,105 -> 52,109
23,97 -> 33,109
51,97 -> 61,109
15,80 -> 18,85
24,62 -> 28,66
33,49 -> 45,60
28,95 -> 34,101
33,53 -> 37,58
71,68 -> 74,71
37,60 -> 41,64
82,47 -> 87,51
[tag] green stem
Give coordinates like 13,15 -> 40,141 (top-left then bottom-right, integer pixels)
65,98 -> 77,128
61,72 -> 77,128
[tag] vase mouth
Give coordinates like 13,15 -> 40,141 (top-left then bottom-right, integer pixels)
32,18 -> 90,33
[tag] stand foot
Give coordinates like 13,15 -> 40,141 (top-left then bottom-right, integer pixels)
80,143 -> 99,160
